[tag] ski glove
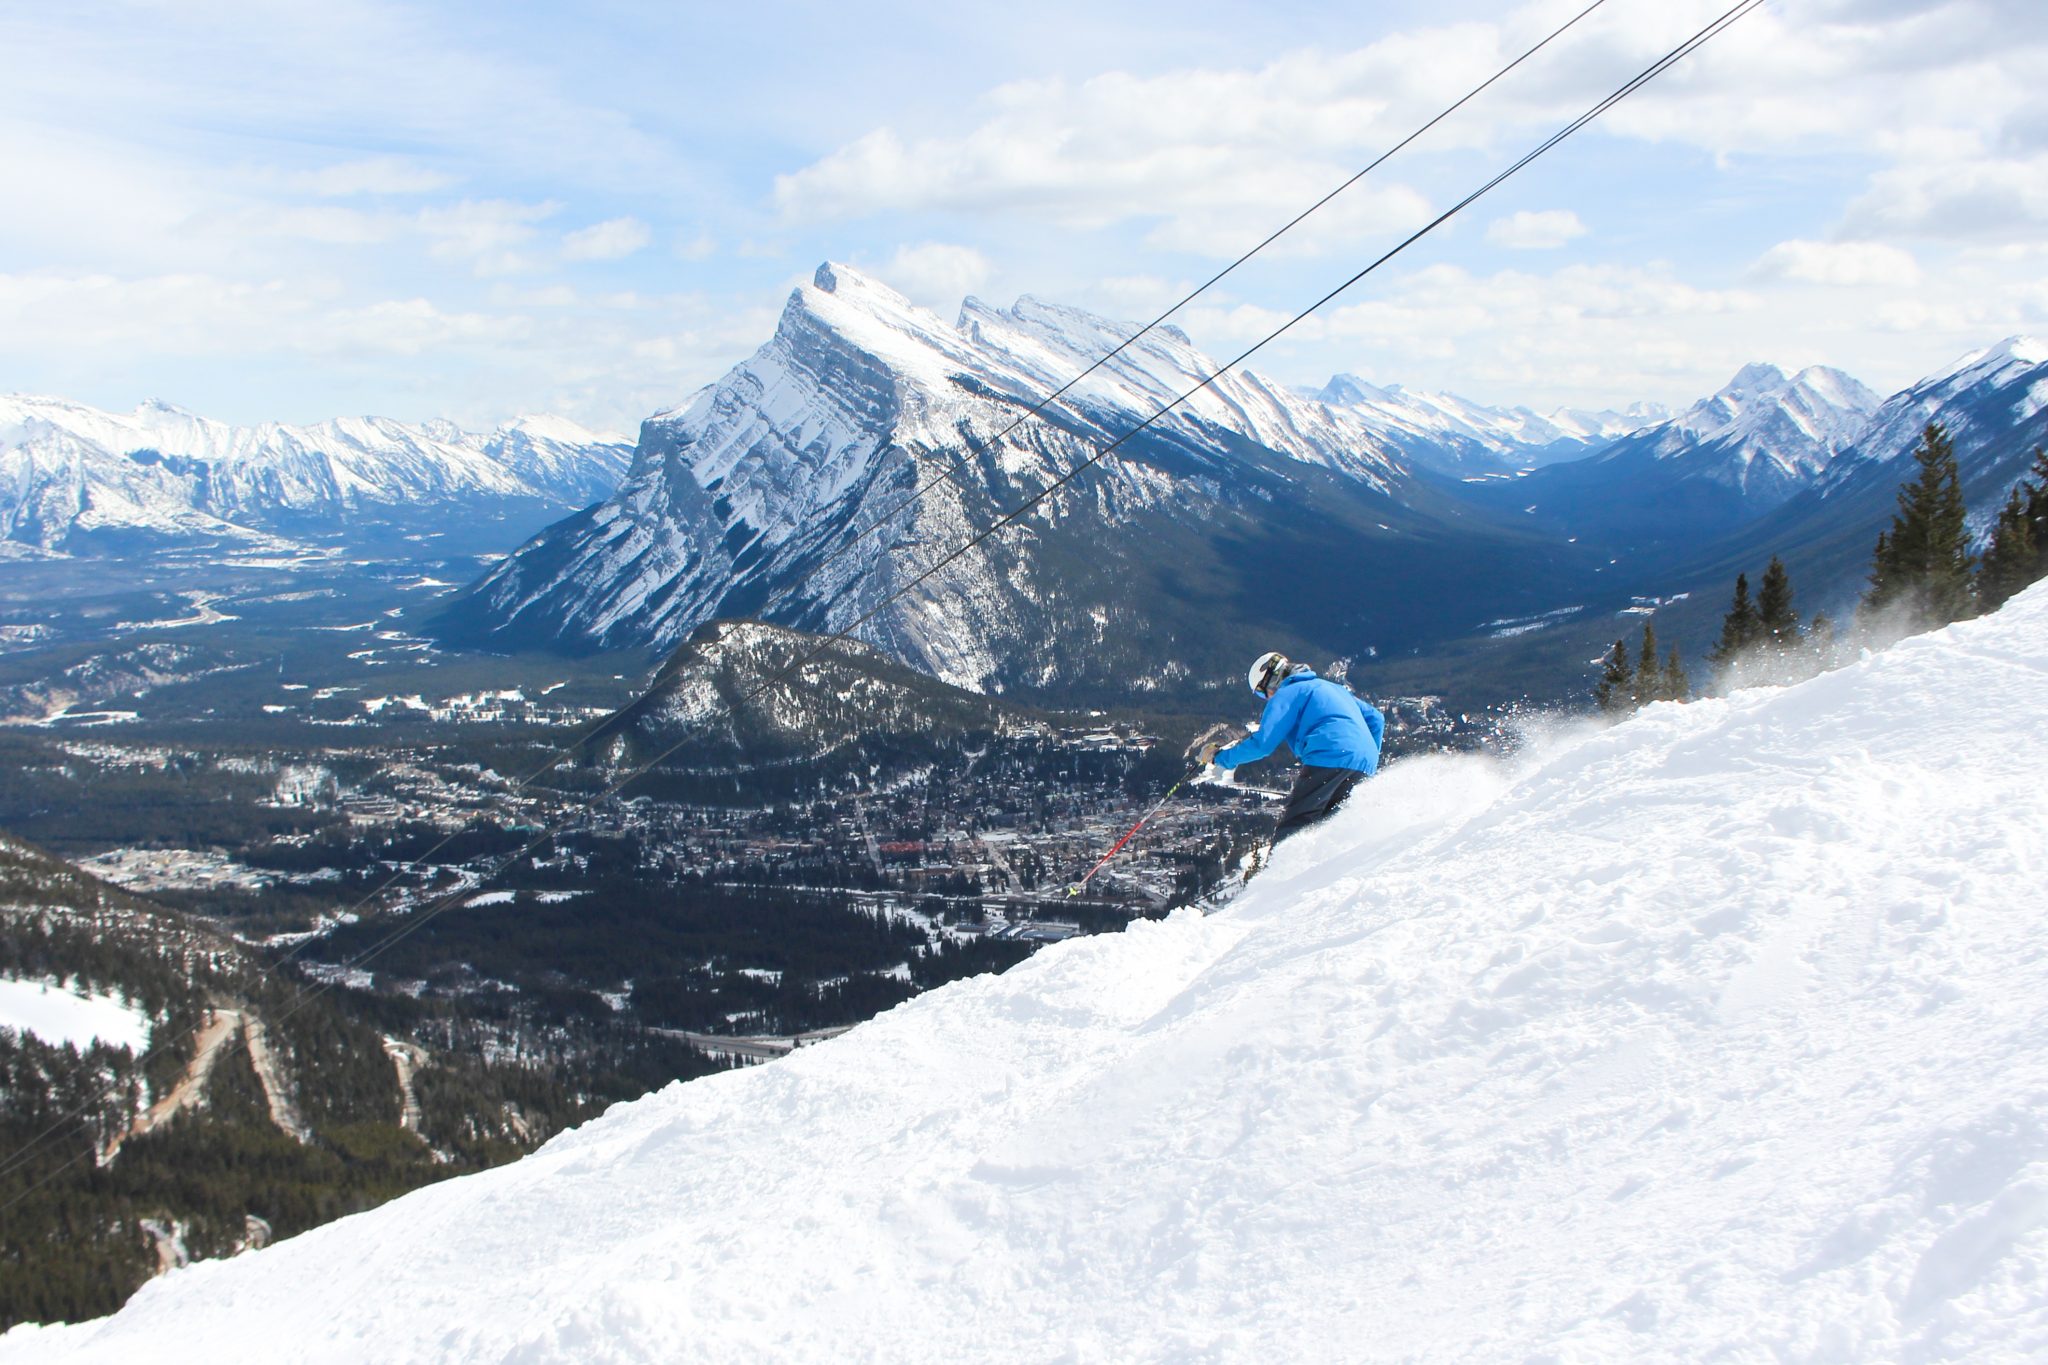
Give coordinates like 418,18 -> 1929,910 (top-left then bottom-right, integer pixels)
1187,722 -> 1239,766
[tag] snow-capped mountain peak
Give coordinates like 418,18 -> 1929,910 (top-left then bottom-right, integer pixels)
1311,373 -> 1663,471
0,395 -> 634,552
1616,361 -> 1880,494
495,413 -> 630,447
444,262 -> 1407,686
1812,334 -> 2048,498
1953,333 -> 2048,378
1668,362 -> 1878,450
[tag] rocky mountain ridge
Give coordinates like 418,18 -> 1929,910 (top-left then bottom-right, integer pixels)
442,262 -> 2013,705
435,262 -> 1474,695
447,263 -> 1749,700
0,396 -> 633,553
1312,373 -> 1667,472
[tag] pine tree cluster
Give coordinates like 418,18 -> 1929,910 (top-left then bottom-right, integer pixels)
1862,422 -> 1978,631
1855,425 -> 2048,637
1709,557 -> 1835,690
1979,446 -> 2048,612
1594,617 -> 1688,715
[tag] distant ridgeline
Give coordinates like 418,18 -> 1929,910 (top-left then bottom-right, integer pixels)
0,397 -> 632,557
0,832 -> 714,1332
432,263 -> 2048,711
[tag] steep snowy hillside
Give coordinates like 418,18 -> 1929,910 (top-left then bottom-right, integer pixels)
0,396 -> 632,551
18,584 -> 2048,1362
1314,373 -> 1664,472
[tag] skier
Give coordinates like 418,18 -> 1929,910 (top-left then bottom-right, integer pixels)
1189,651 -> 1383,846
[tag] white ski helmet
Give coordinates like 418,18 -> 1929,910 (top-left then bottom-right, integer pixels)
1248,650 -> 1292,695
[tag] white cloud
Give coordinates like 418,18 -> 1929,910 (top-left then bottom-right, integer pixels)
1175,261 -> 1787,411
874,243 -> 992,309
769,26 -> 1495,260
563,216 -> 653,262
227,204 -> 401,248
295,157 -> 453,197
1843,151 -> 2048,240
1751,240 -> 1923,287
1167,238 -> 2048,414
416,199 -> 559,276
0,265 -> 778,432
1485,210 -> 1587,250
674,232 -> 717,262
774,0 -> 2048,258
312,297 -> 521,358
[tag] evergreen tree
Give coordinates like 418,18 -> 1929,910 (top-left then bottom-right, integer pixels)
1636,619 -> 1660,702
1661,647 -> 1689,702
1756,556 -> 1799,647
1596,620 -> 1691,713
1978,447 -> 2048,612
1594,640 -> 1632,714
1709,573 -> 1763,668
1862,421 -> 1976,628
1979,482 -> 2040,611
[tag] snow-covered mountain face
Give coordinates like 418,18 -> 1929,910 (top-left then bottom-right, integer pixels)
1467,361 -> 1885,555
439,263 -> 1443,693
1816,335 -> 2048,503
0,396 -> 632,552
22,582 -> 2048,1364
1314,373 -> 1666,472
1597,361 -> 1881,501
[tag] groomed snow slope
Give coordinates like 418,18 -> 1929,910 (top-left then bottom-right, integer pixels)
14,587 -> 2048,1362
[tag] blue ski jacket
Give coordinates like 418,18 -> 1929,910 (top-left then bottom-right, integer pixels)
1214,669 -> 1383,775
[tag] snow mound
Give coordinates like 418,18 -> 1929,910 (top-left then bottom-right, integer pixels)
14,586 -> 2048,1361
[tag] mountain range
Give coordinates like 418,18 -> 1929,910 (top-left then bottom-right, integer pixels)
1310,373 -> 1667,472
431,262 -> 2047,706
0,397 -> 632,554
433,263 -> 1720,702
9,266 -> 2044,708
1468,361 -> 1885,547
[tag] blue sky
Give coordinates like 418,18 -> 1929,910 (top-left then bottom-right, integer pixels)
2,0 -> 2044,432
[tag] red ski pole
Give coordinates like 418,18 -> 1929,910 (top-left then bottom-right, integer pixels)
1066,772 -> 1190,898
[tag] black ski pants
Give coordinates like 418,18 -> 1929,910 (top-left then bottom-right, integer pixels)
1271,763 -> 1368,846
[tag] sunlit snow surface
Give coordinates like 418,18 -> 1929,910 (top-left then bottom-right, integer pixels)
0,979 -> 150,1053
13,587 -> 2048,1361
